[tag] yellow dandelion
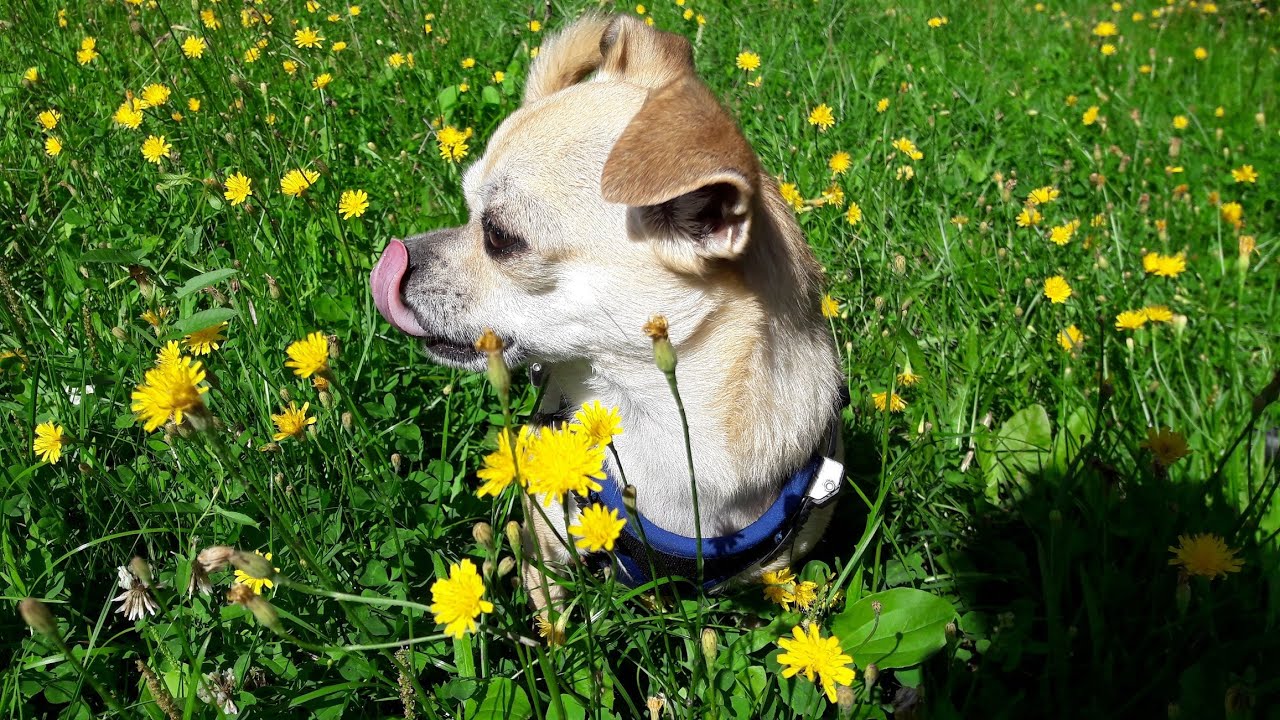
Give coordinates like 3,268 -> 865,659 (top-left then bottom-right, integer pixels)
271,402 -> 317,441
572,401 -> 624,447
76,37 -> 99,65
45,137 -> 63,157
1231,165 -> 1258,184
820,294 -> 839,319
130,356 -> 210,432
1100,43 -> 1116,56
184,322 -> 227,355
1049,219 -> 1080,246
141,135 -> 171,164
845,201 -> 863,226
224,172 -> 253,206
182,35 -> 207,58
876,98 -> 890,113
1169,534 -> 1241,579
891,137 -> 924,161
735,51 -> 761,71
1027,186 -> 1059,205
233,551 -> 278,594
33,422 -> 65,464
1194,47 -> 1208,61
1142,305 -> 1173,323
338,189 -> 368,219
779,183 -> 805,212
461,57 -> 476,69
777,624 -> 856,704
1057,325 -> 1084,352
1083,105 -> 1100,126
437,125 -> 469,163
1172,115 -> 1189,130
280,168 -> 320,197
1115,310 -> 1147,330
312,73 -> 332,90
477,426 -> 533,497
523,425 -> 606,506
1220,202 -> 1243,229
294,27 -> 324,48
285,332 -> 330,379
430,559 -> 493,638
927,16 -> 948,27
807,103 -> 835,131
1092,20 -> 1118,36
569,504 -> 627,552
24,67 -> 38,83
37,110 -> 61,131
1043,275 -> 1072,304
1016,207 -> 1043,228
872,391 -> 907,413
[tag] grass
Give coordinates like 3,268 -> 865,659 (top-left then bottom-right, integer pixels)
3,0 -> 1278,717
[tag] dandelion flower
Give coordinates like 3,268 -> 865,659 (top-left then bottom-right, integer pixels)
331,41 -> 347,52
1114,310 -> 1147,330
793,580 -> 819,610
1027,186 -> 1059,205
429,558 -> 493,638
280,168 -> 320,197
156,340 -> 183,368
1049,219 -> 1080,246
528,19 -> 541,32
736,51 -> 761,71
1194,47 -> 1208,61
141,135 -> 171,164
1043,276 -> 1072,304
188,98 -> 201,112
876,98 -> 889,113
294,27 -> 324,48
1168,533 -> 1241,579
1142,252 -> 1186,278
201,9 -> 220,29
437,125 -> 470,163
182,35 -> 207,58
779,182 -> 805,211
477,426 -> 533,497
33,422 -> 65,464
224,172 -> 252,205
927,16 -> 948,27
338,189 -> 369,219
777,624 -> 856,703
114,98 -> 144,129
1016,207 -> 1043,228
1220,201 -> 1243,229
492,71 -> 505,83
807,103 -> 835,131
312,73 -> 332,90
461,57 -> 476,69
762,568 -> 797,608
285,332 -> 330,378
872,391 -> 907,413
897,369 -> 922,386
569,503 -> 627,552
76,37 -> 99,65
891,137 -> 923,161
523,425 -> 606,506
44,137 -> 63,157
572,400 -> 623,446
1100,43 -> 1116,56
131,357 -> 209,432
184,323 -> 226,356
1058,325 -> 1084,352
349,5 -> 361,15
23,67 -> 38,83
37,110 -> 61,131
233,551 -> 278,594
1092,21 -> 1118,37
272,402 -> 316,440
1231,165 -> 1258,184
140,84 -> 171,108
845,201 -> 863,226
1142,305 -> 1173,323
820,294 -> 839,319
244,47 -> 261,63
1083,106 -> 1100,126
828,151 -> 851,176
1172,115 -> 1189,130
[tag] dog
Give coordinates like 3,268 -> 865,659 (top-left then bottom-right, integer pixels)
370,14 -> 844,608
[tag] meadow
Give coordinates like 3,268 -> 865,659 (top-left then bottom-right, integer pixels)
3,0 -> 1279,717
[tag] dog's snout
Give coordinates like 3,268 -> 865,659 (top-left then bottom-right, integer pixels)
400,228 -> 458,269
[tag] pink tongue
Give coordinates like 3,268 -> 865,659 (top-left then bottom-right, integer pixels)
370,240 -> 428,337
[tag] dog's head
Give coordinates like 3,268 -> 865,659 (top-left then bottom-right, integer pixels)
371,14 -> 815,371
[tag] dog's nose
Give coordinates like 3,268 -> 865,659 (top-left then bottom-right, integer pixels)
370,239 -> 428,337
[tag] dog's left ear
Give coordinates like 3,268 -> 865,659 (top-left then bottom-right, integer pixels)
601,76 -> 761,263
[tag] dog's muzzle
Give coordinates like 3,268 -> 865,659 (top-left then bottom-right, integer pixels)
370,239 -> 428,337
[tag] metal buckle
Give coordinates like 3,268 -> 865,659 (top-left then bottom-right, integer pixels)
805,456 -> 844,506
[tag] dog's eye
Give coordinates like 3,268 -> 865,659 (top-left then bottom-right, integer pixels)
482,216 -> 523,256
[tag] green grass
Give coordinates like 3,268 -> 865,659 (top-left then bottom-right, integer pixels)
3,0 -> 1279,717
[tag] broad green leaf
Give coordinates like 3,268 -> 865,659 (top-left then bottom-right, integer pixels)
170,308 -> 237,337
474,678 -> 532,720
830,587 -> 957,669
176,268 -> 238,298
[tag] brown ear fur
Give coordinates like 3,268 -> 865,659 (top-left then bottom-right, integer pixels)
523,14 -> 695,105
601,76 -> 760,214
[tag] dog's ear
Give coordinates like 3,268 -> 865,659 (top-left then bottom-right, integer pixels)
601,76 -> 760,262
524,15 -> 693,104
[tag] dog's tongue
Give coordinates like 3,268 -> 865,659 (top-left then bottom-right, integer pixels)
370,240 -> 428,337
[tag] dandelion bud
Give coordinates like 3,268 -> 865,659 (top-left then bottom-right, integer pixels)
892,254 -> 907,275
129,557 -> 153,587
474,329 -> 510,400
318,389 -> 333,408
258,442 -> 281,453
1171,314 -> 1187,337
391,453 -> 402,474
230,550 -> 276,581
622,485 -> 639,519
472,521 -> 494,549
864,663 -> 879,687
482,559 -> 494,577
871,600 -> 883,616
643,316 -> 676,374
111,326 -> 128,341
265,274 -> 281,300
646,695 -> 665,720
78,462 -> 92,475
341,412 -> 353,432
19,598 -> 57,637
700,628 -> 718,667
945,621 -> 957,638
504,520 -> 522,550
836,684 -> 855,715
497,556 -> 516,577
279,387 -> 291,403
246,595 -> 284,633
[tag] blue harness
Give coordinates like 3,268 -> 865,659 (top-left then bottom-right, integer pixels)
584,414 -> 846,592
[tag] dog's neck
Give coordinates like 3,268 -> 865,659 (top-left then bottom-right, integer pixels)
538,199 -> 840,537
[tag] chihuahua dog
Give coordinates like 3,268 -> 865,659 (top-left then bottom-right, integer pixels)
371,14 -> 843,607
